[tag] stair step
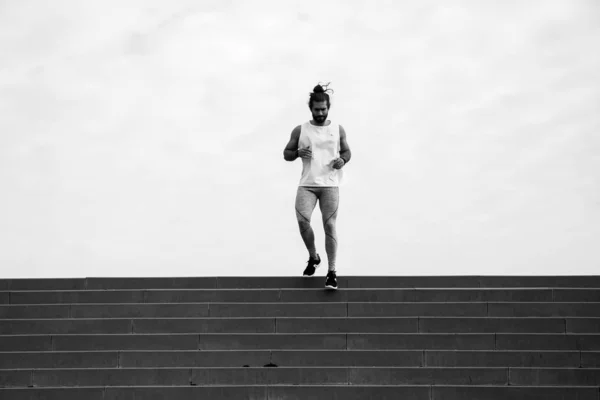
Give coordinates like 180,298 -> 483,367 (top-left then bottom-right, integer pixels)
489,302 -> 600,317
0,334 -> 199,352
582,352 -> 600,367
424,350 -> 586,367
1,279 -> 86,291
0,387 -> 106,400
494,333 -> 600,351
3,367 -> 600,387
0,302 -> 488,319
3,350 -> 597,369
350,334 -> 600,351
2,317 -> 599,334
9,288 -> 597,304
0,351 -> 121,369
0,305 -> 72,319
416,317 -> 567,333
4,276 -> 600,290
2,275 -> 598,397
208,333 -> 492,351
430,385 -> 600,400
3,333 -> 600,351
349,302 -> 488,316
1,385 -> 599,400
4,302 -> 600,319
509,368 -> 600,386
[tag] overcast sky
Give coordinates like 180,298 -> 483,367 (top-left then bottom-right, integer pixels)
1,0 -> 599,278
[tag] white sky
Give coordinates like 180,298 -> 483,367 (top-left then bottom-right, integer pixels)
1,0 -> 599,278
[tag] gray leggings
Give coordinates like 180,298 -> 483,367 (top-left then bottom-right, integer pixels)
295,186 -> 339,270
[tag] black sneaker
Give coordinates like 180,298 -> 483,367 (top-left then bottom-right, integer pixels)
302,254 -> 321,277
325,270 -> 338,290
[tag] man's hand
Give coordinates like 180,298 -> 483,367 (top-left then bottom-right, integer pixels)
332,157 -> 345,169
298,147 -> 312,159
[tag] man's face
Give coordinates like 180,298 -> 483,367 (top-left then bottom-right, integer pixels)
310,101 -> 329,123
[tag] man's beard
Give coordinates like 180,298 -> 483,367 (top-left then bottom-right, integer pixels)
313,113 -> 328,123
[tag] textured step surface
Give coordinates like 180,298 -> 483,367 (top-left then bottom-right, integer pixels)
1,275 -> 599,399
4,302 -> 600,318
489,302 -> 600,317
5,288 -> 581,304
3,350 -> 596,369
17,316 -> 592,334
2,332 -> 593,352
1,385 -> 599,400
3,275 -> 600,290
18,366 -> 597,387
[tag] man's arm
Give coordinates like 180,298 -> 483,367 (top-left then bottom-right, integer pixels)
332,125 -> 351,169
339,125 -> 351,164
283,126 -> 301,161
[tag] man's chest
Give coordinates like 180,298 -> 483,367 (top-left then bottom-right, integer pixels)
302,130 -> 338,149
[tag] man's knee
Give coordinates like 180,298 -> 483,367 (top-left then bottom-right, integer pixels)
323,219 -> 336,234
297,219 -> 312,232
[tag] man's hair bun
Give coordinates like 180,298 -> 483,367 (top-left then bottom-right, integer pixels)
308,82 -> 333,108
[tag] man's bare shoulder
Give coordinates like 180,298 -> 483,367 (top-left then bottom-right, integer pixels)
284,125 -> 302,152
291,125 -> 302,139
339,124 -> 347,138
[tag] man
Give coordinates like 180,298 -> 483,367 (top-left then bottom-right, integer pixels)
283,83 -> 351,290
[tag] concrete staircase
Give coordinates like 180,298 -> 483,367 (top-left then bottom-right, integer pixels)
1,275 -> 600,399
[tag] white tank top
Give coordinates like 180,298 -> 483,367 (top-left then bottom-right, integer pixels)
298,120 -> 344,187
